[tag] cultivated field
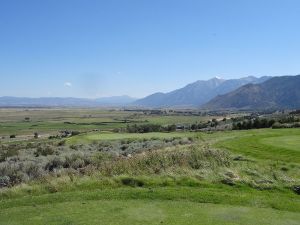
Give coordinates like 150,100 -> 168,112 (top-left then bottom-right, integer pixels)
0,108 -> 299,224
0,108 -> 213,137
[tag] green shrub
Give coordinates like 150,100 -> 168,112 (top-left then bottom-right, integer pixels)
25,162 -> 44,179
57,140 -> 66,146
45,157 -> 65,172
0,176 -> 10,188
0,162 -> 25,186
64,153 -> 89,170
95,146 -> 231,176
34,145 -> 55,157
0,145 -> 19,162
120,177 -> 145,187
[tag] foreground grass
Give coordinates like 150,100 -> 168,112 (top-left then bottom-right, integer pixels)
1,183 -> 300,225
1,199 -> 299,225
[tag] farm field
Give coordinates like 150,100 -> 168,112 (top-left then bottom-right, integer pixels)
0,108 -> 214,137
0,109 -> 299,224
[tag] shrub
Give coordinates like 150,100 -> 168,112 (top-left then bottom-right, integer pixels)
120,177 -> 145,187
45,157 -> 65,172
71,131 -> 80,136
271,122 -> 299,129
64,153 -> 89,170
34,145 -> 55,157
71,158 -> 85,170
0,176 -> 10,188
0,146 -> 19,162
91,152 -> 114,167
25,162 -> 44,179
221,178 -> 235,186
95,146 -> 231,176
57,140 -> 66,146
292,185 -> 300,195
0,162 -> 25,186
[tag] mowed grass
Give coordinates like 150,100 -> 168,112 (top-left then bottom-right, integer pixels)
1,199 -> 299,225
1,185 -> 300,225
261,135 -> 300,152
214,128 -> 300,163
67,132 -> 193,144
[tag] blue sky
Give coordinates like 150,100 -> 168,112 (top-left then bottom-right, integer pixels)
0,0 -> 300,98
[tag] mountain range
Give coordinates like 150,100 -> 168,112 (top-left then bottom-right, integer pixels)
0,96 -> 137,107
133,76 -> 270,108
203,75 -> 300,110
1,75 -> 299,110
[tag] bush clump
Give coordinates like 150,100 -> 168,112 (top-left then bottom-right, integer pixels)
34,145 -> 55,157
0,136 -> 196,188
120,177 -> 145,187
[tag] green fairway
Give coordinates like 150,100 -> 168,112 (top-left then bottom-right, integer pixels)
261,135 -> 300,152
1,199 -> 299,225
214,128 -> 300,163
1,186 -> 299,225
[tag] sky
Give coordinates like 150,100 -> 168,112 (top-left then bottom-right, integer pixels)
0,0 -> 300,98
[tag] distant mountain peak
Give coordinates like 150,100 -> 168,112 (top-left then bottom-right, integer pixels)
134,76 -> 271,108
203,75 -> 300,110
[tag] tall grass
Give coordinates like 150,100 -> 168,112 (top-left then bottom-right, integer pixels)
92,146 -> 231,176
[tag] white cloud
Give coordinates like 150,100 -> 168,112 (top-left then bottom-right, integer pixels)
64,82 -> 72,87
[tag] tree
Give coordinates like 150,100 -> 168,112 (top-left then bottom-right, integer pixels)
191,124 -> 197,130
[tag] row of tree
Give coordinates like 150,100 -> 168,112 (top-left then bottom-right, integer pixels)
232,118 -> 276,130
126,124 -> 177,133
232,115 -> 300,130
125,118 -> 225,133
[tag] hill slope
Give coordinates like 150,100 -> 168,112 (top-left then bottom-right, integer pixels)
203,75 -> 300,110
134,76 -> 270,108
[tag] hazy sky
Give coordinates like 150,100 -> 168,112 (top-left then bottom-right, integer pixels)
0,0 -> 300,98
